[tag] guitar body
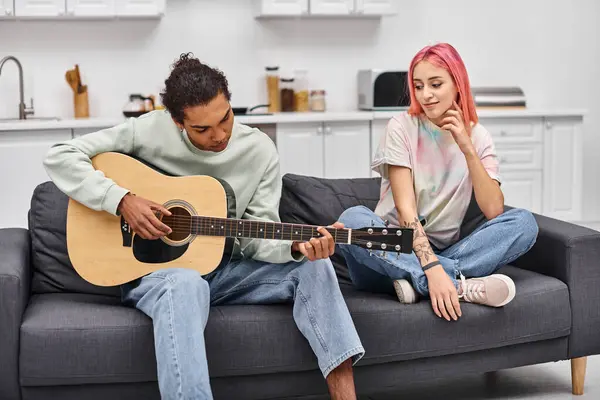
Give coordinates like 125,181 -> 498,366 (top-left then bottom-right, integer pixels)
66,152 -> 236,287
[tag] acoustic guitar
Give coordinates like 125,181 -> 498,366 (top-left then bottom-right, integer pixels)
66,152 -> 414,287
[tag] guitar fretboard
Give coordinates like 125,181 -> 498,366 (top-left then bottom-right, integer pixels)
164,215 -> 350,243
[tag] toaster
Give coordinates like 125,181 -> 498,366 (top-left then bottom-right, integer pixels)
357,69 -> 410,110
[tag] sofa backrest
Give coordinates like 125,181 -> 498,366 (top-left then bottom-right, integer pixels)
28,181 -> 122,297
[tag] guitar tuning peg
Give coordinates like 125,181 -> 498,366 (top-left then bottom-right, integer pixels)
369,250 -> 373,257
396,252 -> 400,260
384,219 -> 389,227
371,219 -> 375,227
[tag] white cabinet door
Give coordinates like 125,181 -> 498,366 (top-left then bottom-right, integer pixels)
276,123 -> 324,178
0,130 -> 71,229
1,0 -> 14,17
256,0 -> 308,16
323,121 -> 371,178
116,0 -> 164,16
542,117 -> 583,221
310,0 -> 353,15
500,171 -> 542,214
66,0 -> 114,16
14,0 -> 65,17
355,0 -> 396,15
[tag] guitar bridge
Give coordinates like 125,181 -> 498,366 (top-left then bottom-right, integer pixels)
121,216 -> 133,247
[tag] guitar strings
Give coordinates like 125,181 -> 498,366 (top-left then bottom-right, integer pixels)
160,215 -> 400,237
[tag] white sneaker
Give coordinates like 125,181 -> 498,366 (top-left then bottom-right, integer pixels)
393,279 -> 419,304
458,274 -> 516,307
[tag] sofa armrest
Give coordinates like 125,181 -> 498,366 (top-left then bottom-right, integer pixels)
0,228 -> 31,400
511,214 -> 600,358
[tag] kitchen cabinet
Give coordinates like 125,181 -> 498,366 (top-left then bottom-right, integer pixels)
66,0 -> 115,17
116,0 -> 165,17
1,0 -> 14,17
370,114 -> 583,221
12,0 -> 163,18
254,0 -> 308,16
309,0 -> 354,15
254,0 -> 395,17
0,129 -> 71,229
276,121 -> 371,179
15,0 -> 65,17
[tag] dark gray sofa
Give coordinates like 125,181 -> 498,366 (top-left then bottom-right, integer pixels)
1,173 -> 599,400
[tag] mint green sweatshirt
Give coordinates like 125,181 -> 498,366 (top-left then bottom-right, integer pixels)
43,110 -> 302,264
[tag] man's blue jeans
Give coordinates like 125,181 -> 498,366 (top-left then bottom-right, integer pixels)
121,257 -> 365,400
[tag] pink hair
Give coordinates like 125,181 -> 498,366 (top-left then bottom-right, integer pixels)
407,43 -> 478,132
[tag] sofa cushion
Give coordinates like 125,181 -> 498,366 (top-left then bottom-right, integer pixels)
28,182 -> 121,297
19,266 -> 570,386
279,174 -> 383,284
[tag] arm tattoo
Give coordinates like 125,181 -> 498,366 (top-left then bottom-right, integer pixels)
402,217 -> 435,266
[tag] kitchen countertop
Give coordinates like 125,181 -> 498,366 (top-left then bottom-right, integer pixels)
0,109 -> 587,131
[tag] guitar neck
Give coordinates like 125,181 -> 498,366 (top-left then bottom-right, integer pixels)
164,215 -> 350,244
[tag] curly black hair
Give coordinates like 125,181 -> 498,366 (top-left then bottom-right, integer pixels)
160,53 -> 231,124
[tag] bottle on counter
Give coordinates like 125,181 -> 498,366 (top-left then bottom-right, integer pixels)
310,90 -> 326,112
265,66 -> 280,113
294,69 -> 309,112
280,77 -> 295,112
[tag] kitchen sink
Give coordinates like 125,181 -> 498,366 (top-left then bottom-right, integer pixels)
0,117 -> 61,122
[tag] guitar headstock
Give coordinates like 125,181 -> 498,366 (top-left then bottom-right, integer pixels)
350,227 -> 413,254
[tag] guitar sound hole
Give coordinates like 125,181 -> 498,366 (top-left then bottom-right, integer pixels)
163,206 -> 192,242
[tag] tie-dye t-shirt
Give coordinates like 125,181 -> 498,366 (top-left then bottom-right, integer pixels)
371,112 -> 501,250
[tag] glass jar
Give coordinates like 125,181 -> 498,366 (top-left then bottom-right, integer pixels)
310,90 -> 326,112
280,78 -> 295,112
265,66 -> 280,113
294,69 -> 309,112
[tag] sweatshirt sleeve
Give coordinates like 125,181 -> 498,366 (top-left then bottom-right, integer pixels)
238,147 -> 305,264
43,118 -> 136,216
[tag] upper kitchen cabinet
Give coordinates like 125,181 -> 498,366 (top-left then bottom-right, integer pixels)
1,0 -> 14,17
66,0 -> 115,17
255,0 -> 309,16
309,0 -> 354,15
116,0 -> 165,17
11,0 -> 164,18
255,0 -> 395,17
14,0 -> 65,17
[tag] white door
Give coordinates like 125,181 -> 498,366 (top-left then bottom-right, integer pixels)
14,0 -> 65,17
542,118 -> 583,221
500,171 -> 542,214
355,0 -> 396,15
66,0 -> 114,16
370,119 -> 388,177
0,130 -> 72,229
276,123 -> 324,178
116,0 -> 164,16
323,121 -> 371,178
310,0 -> 353,15
1,0 -> 14,17
256,0 -> 308,16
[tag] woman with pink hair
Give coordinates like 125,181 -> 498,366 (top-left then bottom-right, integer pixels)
337,43 -> 538,321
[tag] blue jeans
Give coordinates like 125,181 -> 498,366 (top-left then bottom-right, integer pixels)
120,257 -> 365,400
336,206 -> 538,296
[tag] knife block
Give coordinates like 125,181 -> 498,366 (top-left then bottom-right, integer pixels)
74,89 -> 89,119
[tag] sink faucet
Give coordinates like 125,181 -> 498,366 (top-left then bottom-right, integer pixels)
0,56 -> 35,120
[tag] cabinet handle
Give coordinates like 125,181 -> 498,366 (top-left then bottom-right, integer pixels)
317,126 -> 323,134
500,130 -> 507,136
325,126 -> 332,134
5,8 -> 11,15
546,122 -> 553,129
